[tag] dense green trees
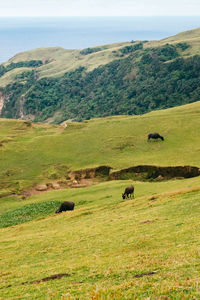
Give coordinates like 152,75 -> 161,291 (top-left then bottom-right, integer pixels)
0,60 -> 43,77
119,42 -> 143,55
80,47 -> 103,55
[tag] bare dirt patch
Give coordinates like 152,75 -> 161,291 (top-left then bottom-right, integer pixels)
0,273 -> 71,290
25,178 -> 94,198
21,273 -> 70,285
140,219 -> 157,224
133,271 -> 157,278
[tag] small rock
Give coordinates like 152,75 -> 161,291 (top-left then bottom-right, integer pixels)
52,183 -> 60,189
156,175 -> 164,181
36,185 -> 48,191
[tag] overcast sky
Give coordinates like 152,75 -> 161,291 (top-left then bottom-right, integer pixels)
0,0 -> 200,17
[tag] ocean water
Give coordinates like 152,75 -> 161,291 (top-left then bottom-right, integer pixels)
0,16 -> 199,63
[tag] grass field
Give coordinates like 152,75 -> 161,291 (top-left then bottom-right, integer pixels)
0,42 -> 133,87
0,101 -> 200,195
0,102 -> 200,298
0,181 -> 200,299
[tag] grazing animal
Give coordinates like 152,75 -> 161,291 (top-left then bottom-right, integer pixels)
122,185 -> 134,199
56,201 -> 75,213
148,133 -> 164,141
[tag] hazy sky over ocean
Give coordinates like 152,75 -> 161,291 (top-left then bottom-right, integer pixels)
0,0 -> 200,16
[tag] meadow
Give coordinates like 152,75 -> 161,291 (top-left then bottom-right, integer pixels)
0,102 -> 200,298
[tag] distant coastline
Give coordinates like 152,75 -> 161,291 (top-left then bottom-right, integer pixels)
0,16 -> 199,63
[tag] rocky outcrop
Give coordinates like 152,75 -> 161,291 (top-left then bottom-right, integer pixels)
36,184 -> 48,191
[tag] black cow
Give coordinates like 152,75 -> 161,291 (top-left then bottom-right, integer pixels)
148,133 -> 164,141
56,201 -> 75,213
122,185 -> 134,199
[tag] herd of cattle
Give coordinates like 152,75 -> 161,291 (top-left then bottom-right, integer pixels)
55,132 -> 164,213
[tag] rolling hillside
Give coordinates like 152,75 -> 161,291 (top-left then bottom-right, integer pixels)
0,27 -> 200,123
0,101 -> 200,298
0,100 -> 200,197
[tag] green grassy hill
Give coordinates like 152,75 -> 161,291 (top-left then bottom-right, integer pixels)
0,27 -> 200,123
0,101 -> 200,197
1,181 -> 200,299
2,27 -> 200,83
0,101 -> 200,298
1,42 -> 134,86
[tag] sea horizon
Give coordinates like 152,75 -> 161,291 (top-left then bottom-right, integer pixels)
0,16 -> 199,63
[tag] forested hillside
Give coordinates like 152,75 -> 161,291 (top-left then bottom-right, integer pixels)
0,28 -> 200,123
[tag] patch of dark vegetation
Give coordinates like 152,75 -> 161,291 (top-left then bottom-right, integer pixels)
119,42 -> 143,55
0,60 -> 44,78
109,165 -> 200,181
22,273 -> 70,285
80,47 -> 105,55
176,42 -> 190,51
0,200 -> 62,228
141,44 -> 179,64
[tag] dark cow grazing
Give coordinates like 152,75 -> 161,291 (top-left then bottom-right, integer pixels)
56,201 -> 75,213
148,133 -> 164,141
122,185 -> 134,199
